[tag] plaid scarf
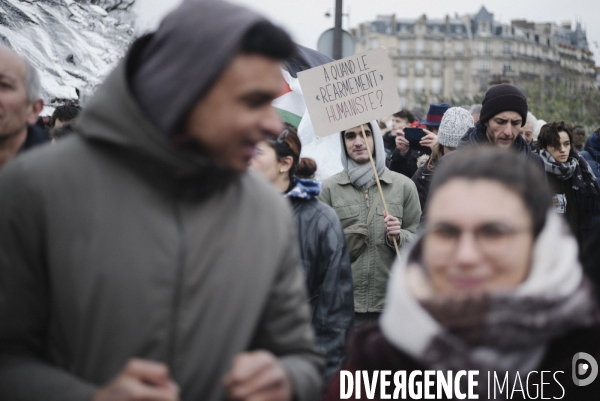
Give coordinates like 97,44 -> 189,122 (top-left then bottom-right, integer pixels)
539,149 -> 600,196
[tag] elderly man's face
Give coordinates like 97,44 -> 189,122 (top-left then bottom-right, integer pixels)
519,121 -> 534,144
184,54 -> 284,172
0,47 -> 40,139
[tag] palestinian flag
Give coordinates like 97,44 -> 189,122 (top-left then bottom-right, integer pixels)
273,45 -> 343,181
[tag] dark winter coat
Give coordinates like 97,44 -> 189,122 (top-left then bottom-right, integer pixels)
458,121 -> 545,170
544,153 -> 600,249
286,178 -> 354,382
382,131 -> 395,160
582,222 -> 600,303
0,34 -> 322,401
389,148 -> 431,179
324,323 -> 600,400
546,172 -> 586,246
411,161 -> 433,213
581,133 -> 600,181
17,124 -> 49,154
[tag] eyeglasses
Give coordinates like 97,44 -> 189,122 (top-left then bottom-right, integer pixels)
423,222 -> 531,257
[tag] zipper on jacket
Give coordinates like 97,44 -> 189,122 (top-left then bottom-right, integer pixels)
167,202 -> 186,376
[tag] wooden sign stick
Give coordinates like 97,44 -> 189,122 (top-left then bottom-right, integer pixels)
360,124 -> 401,258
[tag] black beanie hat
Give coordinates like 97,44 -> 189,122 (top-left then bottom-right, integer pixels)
479,84 -> 528,127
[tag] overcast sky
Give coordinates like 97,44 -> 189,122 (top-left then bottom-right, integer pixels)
134,0 -> 600,65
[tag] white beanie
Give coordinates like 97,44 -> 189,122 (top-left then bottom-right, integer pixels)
533,119 -> 547,141
437,107 -> 474,148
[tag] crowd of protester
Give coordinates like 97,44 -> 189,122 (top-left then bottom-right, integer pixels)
1,0 -> 600,400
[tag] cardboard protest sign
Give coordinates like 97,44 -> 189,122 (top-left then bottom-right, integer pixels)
297,47 -> 401,137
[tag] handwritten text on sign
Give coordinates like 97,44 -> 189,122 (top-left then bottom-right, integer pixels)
297,48 -> 401,138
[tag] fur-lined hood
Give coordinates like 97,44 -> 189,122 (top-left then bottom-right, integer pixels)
416,154 -> 430,168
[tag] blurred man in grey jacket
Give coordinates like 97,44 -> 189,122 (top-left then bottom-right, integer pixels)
0,1 -> 323,401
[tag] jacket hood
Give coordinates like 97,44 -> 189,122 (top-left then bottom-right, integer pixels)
285,178 -> 321,200
459,121 -> 532,155
74,38 -> 236,191
130,0 -> 266,137
584,132 -> 600,158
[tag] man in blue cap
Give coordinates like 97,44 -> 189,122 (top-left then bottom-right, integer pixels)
390,103 -> 451,179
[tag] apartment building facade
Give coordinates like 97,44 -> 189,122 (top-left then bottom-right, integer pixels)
350,6 -> 597,110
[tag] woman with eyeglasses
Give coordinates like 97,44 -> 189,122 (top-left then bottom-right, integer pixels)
250,124 -> 354,382
537,121 -> 600,249
324,147 -> 600,400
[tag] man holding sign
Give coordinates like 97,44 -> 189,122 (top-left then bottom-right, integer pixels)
297,48 -> 421,325
318,122 -> 421,326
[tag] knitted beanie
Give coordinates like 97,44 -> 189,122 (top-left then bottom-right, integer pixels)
479,84 -> 528,127
438,107 -> 474,148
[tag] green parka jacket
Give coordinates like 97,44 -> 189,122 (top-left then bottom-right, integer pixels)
319,168 -> 421,313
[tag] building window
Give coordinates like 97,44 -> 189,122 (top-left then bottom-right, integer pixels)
432,41 -> 442,55
398,77 -> 408,93
454,60 -> 463,73
416,39 -> 424,54
415,77 -> 424,93
503,61 -> 512,72
399,40 -> 407,55
454,26 -> 463,34
503,42 -> 511,55
400,25 -> 408,33
432,60 -> 441,75
415,60 -> 424,74
398,60 -> 407,74
479,78 -> 488,91
455,41 -> 464,55
478,60 -> 490,71
454,79 -> 463,93
479,41 -> 490,55
431,77 -> 442,94
370,38 -> 379,49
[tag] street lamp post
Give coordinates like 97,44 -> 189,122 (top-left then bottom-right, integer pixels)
333,0 -> 342,60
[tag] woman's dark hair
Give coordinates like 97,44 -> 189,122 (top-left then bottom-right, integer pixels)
393,108 -> 415,123
538,121 -> 573,151
429,148 -> 551,237
50,104 -> 81,128
268,123 -> 317,179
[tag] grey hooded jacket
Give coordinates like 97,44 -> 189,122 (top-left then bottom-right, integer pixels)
0,2 -> 323,400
